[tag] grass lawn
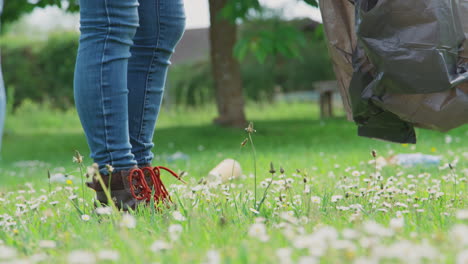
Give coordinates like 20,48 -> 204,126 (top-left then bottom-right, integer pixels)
0,101 -> 467,263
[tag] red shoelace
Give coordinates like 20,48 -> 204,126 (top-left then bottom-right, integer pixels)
128,166 -> 186,204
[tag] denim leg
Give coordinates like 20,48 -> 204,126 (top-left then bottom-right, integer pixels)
128,0 -> 186,166
74,0 -> 139,174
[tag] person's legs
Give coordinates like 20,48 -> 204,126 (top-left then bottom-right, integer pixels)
74,0 -> 139,175
127,0 -> 186,166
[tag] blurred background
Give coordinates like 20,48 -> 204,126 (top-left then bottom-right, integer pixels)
0,0 -> 465,185
0,0 -> 340,122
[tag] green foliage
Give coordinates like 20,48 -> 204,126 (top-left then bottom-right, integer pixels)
0,19 -> 332,109
221,0 -> 262,22
302,0 -> 318,7
168,21 -> 335,105
221,0 -> 319,63
167,62 -> 214,106
234,17 -> 307,63
1,0 -> 79,28
222,0 -> 317,22
0,31 -> 78,109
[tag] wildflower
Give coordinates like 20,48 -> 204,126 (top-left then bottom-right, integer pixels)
171,211 -> 186,222
331,195 -> 343,203
276,248 -> 292,264
97,250 -> 119,261
38,195 -> 48,202
68,250 -> 95,264
29,253 -> 48,263
382,202 -> 392,208
81,215 -> 90,222
445,135 -> 453,144
150,240 -> 172,252
342,228 -> 359,240
120,214 -> 136,229
349,212 -> 362,222
450,225 -> 468,246
390,217 -> 404,231
363,221 -> 394,237
72,152 -> 84,164
395,202 -> 408,208
298,256 -> 318,264
456,210 -> 468,220
280,211 -> 298,224
168,224 -> 183,242
105,164 -> 114,174
249,208 -> 260,214
255,217 -> 266,223
245,122 -> 256,134
352,171 -> 361,177
86,166 -> 97,178
49,201 -> 59,206
204,250 -> 221,264
0,245 -> 17,260
68,194 -> 78,200
39,240 -> 57,249
248,223 -> 269,242
95,207 -> 112,215
457,249 -> 468,264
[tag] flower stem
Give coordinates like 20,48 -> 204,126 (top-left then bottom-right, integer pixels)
248,133 -> 257,208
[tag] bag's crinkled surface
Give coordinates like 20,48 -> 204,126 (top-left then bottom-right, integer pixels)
320,0 -> 468,143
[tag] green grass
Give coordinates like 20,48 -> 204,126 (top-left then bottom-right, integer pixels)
0,101 -> 467,263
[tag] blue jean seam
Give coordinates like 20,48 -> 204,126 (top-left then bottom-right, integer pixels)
135,0 -> 161,156
100,0 -> 113,165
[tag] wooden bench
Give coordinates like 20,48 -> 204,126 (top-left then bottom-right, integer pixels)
314,81 -> 338,119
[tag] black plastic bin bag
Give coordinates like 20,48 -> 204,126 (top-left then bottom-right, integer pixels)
320,0 -> 468,143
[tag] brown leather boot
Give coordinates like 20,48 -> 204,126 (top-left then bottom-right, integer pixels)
86,166 -> 149,211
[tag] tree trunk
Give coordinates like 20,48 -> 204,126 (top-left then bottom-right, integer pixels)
208,0 -> 247,128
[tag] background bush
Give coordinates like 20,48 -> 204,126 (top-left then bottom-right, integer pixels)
1,18 -> 334,109
1,31 -> 78,109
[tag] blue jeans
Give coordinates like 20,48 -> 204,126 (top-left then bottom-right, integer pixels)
74,0 -> 185,174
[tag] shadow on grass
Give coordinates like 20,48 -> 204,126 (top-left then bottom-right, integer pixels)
1,116 -> 465,174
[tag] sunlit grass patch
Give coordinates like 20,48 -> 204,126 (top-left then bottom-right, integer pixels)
0,102 -> 467,263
